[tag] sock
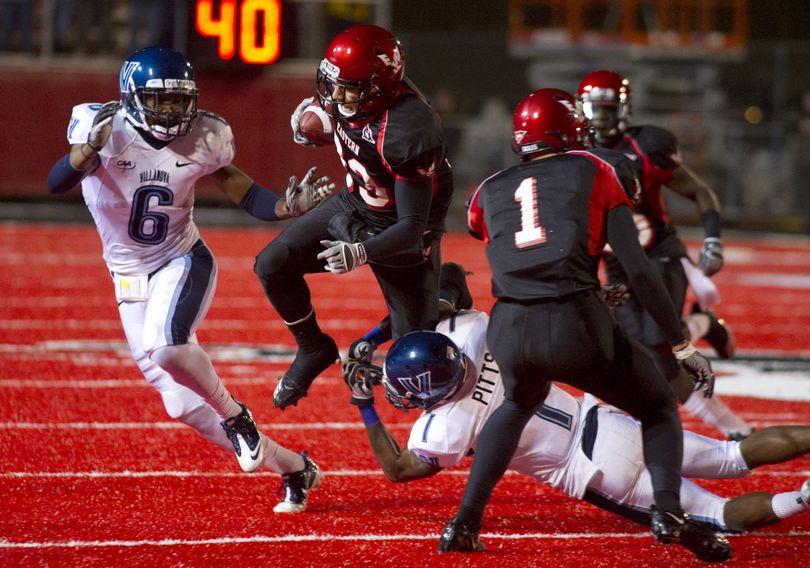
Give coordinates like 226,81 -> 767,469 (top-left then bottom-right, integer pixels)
686,313 -> 711,341
683,391 -> 753,437
771,491 -> 809,519
286,308 -> 327,351
261,437 -> 306,474
151,344 -> 242,420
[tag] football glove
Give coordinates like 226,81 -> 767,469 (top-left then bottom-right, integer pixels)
87,100 -> 121,151
342,359 -> 383,406
599,283 -> 630,310
349,337 -> 376,365
699,238 -> 724,277
317,240 -> 368,274
290,96 -> 317,147
285,166 -> 336,217
673,341 -> 716,398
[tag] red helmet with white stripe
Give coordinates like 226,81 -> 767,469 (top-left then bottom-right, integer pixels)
577,70 -> 631,144
512,88 -> 590,159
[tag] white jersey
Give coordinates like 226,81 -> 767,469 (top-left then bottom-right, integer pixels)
407,310 -> 601,499
67,103 -> 235,274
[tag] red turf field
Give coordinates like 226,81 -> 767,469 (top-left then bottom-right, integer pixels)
1,223 -> 808,567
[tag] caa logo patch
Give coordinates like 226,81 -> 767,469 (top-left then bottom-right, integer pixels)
116,160 -> 136,169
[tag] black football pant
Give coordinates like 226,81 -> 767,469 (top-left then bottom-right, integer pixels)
609,254 -> 689,381
253,196 -> 441,339
458,291 -> 684,526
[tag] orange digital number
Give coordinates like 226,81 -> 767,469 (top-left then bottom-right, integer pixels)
196,0 -> 281,64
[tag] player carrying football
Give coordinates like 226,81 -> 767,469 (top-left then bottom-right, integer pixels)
256,24 -> 454,410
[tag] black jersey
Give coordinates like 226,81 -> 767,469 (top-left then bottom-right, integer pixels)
469,148 -> 636,300
608,124 -> 686,259
333,90 -> 453,233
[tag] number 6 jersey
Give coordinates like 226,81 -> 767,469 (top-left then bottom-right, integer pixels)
66,103 -> 235,274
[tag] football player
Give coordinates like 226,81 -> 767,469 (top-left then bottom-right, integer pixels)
46,46 -> 334,512
577,70 -> 751,441
256,24 -> 454,411
343,313 -> 810,561
454,88 -> 727,560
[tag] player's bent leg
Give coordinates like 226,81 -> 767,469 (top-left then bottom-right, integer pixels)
682,383 -> 753,440
724,480 -> 810,531
739,426 -> 810,469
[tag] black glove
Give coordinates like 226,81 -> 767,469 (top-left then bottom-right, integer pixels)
349,337 -> 376,365
342,359 -> 383,407
599,283 -> 630,310
674,341 -> 716,398
699,237 -> 724,277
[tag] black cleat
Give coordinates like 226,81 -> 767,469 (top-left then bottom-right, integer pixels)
273,451 -> 324,513
651,507 -> 732,563
438,262 -> 474,314
220,402 -> 264,472
273,335 -> 339,410
691,304 -> 735,359
437,518 -> 485,553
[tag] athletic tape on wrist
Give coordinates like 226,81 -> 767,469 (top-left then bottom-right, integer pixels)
673,341 -> 697,360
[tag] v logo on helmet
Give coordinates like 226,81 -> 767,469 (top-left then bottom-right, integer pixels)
119,61 -> 139,92
397,371 -> 431,397
514,130 -> 527,144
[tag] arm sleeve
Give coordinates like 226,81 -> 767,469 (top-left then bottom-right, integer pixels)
360,177 -> 432,260
606,204 -> 686,345
47,153 -> 84,194
237,182 -> 281,221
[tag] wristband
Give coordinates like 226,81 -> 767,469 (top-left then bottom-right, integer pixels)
363,325 -> 388,347
673,341 -> 697,360
359,405 -> 379,426
700,210 -> 721,239
238,182 -> 281,221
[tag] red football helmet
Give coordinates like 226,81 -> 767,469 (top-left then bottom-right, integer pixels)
577,70 -> 631,144
316,25 -> 405,124
512,88 -> 590,159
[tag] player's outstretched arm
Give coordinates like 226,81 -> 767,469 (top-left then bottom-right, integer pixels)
668,165 -> 724,276
211,164 -> 336,221
607,204 -> 715,396
342,360 -> 440,482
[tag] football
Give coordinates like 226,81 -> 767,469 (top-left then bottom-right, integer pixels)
298,99 -> 335,146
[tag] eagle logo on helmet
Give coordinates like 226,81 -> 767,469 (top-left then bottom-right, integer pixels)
377,46 -> 403,73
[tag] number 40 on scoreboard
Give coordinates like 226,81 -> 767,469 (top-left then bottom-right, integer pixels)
196,0 -> 281,64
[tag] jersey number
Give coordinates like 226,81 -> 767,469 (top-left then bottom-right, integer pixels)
514,177 -> 547,248
129,186 -> 173,245
336,141 -> 393,209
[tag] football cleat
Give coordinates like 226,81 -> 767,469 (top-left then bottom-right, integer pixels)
651,507 -> 732,563
800,479 -> 810,506
692,304 -> 735,359
437,518 -> 485,553
220,402 -> 265,473
273,336 -> 339,410
273,451 -> 324,513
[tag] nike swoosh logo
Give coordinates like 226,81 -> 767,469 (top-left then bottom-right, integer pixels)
176,161 -> 194,167
249,447 -> 261,460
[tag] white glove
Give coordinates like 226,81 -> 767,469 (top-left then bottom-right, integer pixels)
285,166 -> 337,217
317,240 -> 368,274
699,237 -> 724,277
290,96 -> 317,147
87,101 -> 121,151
